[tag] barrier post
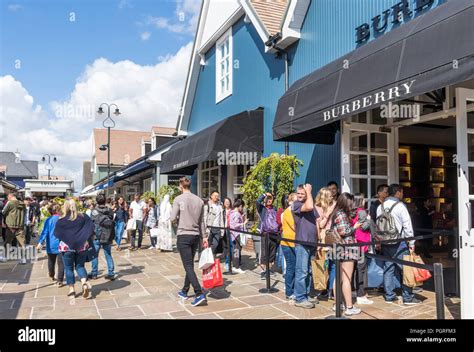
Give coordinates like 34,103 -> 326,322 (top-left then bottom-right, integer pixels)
335,255 -> 343,318
434,262 -> 445,320
259,232 -> 278,294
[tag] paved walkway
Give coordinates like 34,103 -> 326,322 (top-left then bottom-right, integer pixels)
0,238 -> 461,319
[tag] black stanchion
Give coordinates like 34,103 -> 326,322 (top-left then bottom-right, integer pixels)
434,262 -> 446,320
326,251 -> 347,319
259,232 -> 278,294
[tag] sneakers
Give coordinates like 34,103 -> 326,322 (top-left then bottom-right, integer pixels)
260,271 -> 266,279
20,258 -> 27,265
308,296 -> 320,305
404,298 -> 422,305
344,306 -> 362,316
232,268 -> 246,274
0,256 -> 7,263
384,297 -> 398,304
105,274 -> 118,281
332,303 -> 346,312
295,300 -> 315,309
191,293 -> 207,307
177,291 -> 189,300
286,295 -> 296,305
87,273 -> 98,280
357,296 -> 374,305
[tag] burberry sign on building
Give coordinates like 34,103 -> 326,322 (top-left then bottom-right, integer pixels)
323,80 -> 416,122
356,0 -> 437,44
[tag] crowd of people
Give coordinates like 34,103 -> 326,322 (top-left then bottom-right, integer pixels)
0,177 -> 423,313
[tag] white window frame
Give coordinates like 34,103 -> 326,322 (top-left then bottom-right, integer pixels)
215,28 -> 233,103
198,161 -> 221,198
341,111 -> 397,204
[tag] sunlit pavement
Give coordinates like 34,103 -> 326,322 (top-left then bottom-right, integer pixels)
0,237 -> 460,320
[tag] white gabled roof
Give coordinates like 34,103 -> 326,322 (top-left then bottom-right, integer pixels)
176,0 -> 310,133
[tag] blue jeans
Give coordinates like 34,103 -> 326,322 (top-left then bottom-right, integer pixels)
91,240 -> 115,277
328,259 -> 336,290
114,220 -> 125,247
382,243 -> 414,302
281,245 -> 296,298
62,251 -> 88,285
294,244 -> 314,303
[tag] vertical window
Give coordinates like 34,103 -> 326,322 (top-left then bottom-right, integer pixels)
200,161 -> 220,198
215,28 -> 232,103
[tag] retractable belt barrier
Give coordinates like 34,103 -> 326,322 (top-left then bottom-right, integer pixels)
208,225 -> 454,320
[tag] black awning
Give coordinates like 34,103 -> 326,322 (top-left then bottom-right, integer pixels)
273,0 -> 474,143
161,109 -> 263,174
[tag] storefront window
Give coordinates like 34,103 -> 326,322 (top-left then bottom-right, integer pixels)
350,131 -> 368,152
351,155 -> 368,175
468,111 -> 474,129
370,133 -> 388,153
351,178 -> 368,196
468,134 -> 474,162
371,156 -> 388,175
233,165 -> 249,195
200,161 -> 220,198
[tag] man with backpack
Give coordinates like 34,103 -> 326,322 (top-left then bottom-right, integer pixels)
89,194 -> 117,280
376,184 -> 420,305
256,192 -> 280,279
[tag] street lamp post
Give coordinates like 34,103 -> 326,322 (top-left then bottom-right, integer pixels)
41,154 -> 57,180
97,103 -> 120,197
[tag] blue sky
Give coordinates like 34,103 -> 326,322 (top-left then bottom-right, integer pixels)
1,0 -> 196,108
0,0 -> 199,189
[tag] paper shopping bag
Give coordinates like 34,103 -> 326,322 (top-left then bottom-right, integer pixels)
198,247 -> 214,270
403,254 -> 423,287
202,259 -> 223,289
311,250 -> 328,291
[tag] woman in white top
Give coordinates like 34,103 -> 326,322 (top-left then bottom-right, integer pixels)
156,194 -> 173,252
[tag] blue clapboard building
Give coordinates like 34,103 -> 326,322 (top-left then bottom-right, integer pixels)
161,0 -> 474,317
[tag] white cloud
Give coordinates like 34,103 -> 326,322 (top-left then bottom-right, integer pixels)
8,4 -> 23,12
145,0 -> 201,35
0,42 -> 193,192
118,0 -> 132,10
140,31 -> 151,41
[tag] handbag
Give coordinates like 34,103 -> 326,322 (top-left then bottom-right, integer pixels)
198,247 -> 215,270
85,238 -> 98,263
126,219 -> 136,231
325,229 -> 343,245
150,227 -> 159,238
202,259 -> 224,289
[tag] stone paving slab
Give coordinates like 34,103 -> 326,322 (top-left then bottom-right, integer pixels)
0,236 -> 461,320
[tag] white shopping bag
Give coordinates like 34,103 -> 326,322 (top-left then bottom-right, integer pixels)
150,227 -> 159,238
199,247 -> 214,270
122,229 -> 128,239
126,219 -> 136,231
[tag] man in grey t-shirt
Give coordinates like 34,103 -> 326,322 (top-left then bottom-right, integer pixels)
171,177 -> 208,306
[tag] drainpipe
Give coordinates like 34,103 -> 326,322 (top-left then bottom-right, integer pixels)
265,32 -> 290,155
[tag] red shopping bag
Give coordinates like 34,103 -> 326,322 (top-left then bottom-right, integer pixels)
412,255 -> 432,282
202,259 -> 223,289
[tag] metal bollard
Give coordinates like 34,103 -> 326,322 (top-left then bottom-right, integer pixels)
335,256 -> 343,318
434,262 -> 445,320
259,232 -> 278,294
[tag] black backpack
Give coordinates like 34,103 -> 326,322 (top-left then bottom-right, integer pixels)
92,208 -> 114,244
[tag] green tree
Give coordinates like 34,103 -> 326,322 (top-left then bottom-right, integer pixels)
241,153 -> 303,216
